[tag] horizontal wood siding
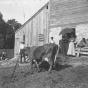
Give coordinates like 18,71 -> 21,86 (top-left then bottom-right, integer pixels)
50,0 -> 88,28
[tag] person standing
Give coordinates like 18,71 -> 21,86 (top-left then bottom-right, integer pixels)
77,38 -> 87,48
50,37 -> 55,43
67,35 -> 75,56
19,41 -> 26,63
59,35 -> 69,55
1,52 -> 6,60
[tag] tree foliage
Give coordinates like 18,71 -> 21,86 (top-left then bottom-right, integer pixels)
7,19 -> 21,31
0,12 -> 22,49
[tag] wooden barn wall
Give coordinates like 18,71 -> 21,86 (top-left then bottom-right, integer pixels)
25,24 -> 29,47
28,21 -> 31,47
49,0 -> 88,45
14,32 -> 20,55
50,0 -> 88,28
14,4 -> 49,55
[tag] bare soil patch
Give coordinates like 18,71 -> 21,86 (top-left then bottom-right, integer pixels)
0,55 -> 88,88
0,57 -> 88,88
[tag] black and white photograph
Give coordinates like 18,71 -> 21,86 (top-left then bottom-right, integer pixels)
0,0 -> 88,88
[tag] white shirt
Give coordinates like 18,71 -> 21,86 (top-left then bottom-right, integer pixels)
19,43 -> 25,52
50,39 -> 55,43
20,43 -> 25,49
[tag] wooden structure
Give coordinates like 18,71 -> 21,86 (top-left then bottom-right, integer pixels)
50,0 -> 88,56
48,0 -> 88,46
14,2 -> 49,55
50,0 -> 88,28
75,47 -> 88,57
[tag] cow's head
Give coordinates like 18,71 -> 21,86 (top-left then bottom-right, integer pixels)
42,53 -> 51,62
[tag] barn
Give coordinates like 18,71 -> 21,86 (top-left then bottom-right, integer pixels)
15,0 -> 88,56
14,2 -> 49,55
50,0 -> 88,44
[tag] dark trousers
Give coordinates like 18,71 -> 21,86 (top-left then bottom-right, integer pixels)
60,43 -> 68,56
20,49 -> 25,63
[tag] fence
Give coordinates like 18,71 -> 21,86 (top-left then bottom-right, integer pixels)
0,49 -> 14,59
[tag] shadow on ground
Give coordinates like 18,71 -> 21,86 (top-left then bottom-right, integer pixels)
39,61 -> 72,72
54,63 -> 72,71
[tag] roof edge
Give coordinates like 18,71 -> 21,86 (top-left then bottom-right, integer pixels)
15,2 -> 49,34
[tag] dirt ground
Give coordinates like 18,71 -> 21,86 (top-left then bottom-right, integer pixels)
0,56 -> 88,88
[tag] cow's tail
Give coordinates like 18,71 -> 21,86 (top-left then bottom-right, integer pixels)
54,55 -> 57,64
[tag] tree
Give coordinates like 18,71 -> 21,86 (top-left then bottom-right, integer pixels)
0,34 -> 5,48
0,12 -> 6,48
7,19 -> 21,31
0,12 -> 22,49
6,19 -> 22,48
0,12 -> 6,34
0,12 -> 4,23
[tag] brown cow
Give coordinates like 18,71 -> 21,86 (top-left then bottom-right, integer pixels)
30,43 -> 58,73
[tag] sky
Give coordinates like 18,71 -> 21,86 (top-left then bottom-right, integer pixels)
0,0 -> 49,24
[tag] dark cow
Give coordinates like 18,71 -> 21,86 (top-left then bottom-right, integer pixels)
30,43 -> 58,73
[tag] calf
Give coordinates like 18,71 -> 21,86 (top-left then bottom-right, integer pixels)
30,43 -> 58,73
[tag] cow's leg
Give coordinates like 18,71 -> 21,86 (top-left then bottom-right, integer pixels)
48,56 -> 54,73
53,55 -> 57,69
48,55 -> 55,73
30,60 -> 34,74
48,61 -> 53,73
30,59 -> 39,74
34,60 -> 40,72
30,60 -> 33,69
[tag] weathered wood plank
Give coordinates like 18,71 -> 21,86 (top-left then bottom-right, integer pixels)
14,3 -> 49,55
75,51 -> 88,55
50,0 -> 88,27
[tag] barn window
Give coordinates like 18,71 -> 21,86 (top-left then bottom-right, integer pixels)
23,35 -> 25,44
66,28 -> 76,38
38,34 -> 45,42
46,5 -> 48,9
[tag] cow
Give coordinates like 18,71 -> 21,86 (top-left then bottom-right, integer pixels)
30,43 -> 58,73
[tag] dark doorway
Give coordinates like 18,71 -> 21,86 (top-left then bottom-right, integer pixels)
67,28 -> 76,39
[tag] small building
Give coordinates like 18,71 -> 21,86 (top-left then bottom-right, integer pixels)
14,2 -> 49,55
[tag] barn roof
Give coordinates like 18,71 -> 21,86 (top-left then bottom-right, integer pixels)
15,2 -> 49,34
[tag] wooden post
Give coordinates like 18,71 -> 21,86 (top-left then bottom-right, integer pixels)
76,48 -> 81,57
